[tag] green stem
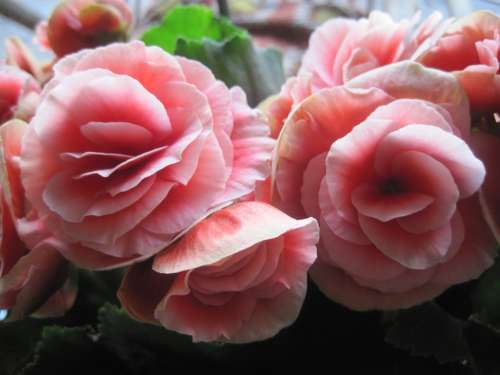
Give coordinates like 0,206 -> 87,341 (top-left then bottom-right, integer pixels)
217,0 -> 230,18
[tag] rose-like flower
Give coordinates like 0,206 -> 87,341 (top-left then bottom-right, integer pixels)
20,41 -> 275,270
36,0 -> 133,57
470,129 -> 500,243
273,61 -> 497,310
118,201 -> 318,343
300,11 -> 444,90
264,11 -> 445,138
0,65 -> 40,124
0,120 -> 76,321
418,11 -> 500,113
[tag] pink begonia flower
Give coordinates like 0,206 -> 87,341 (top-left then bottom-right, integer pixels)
273,61 -> 497,311
20,41 -> 275,270
35,0 -> 133,58
471,129 -> 500,243
0,120 -> 77,321
264,11 -> 446,138
118,201 -> 318,343
0,66 -> 40,124
418,11 -> 500,113
4,37 -> 52,83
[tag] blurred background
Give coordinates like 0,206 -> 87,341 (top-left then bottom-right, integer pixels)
1,0 -> 500,76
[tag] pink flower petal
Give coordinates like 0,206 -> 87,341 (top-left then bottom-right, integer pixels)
59,179 -> 174,256
375,124 -> 485,198
155,272 -> 257,342
352,183 -> 434,222
318,218 -> 405,281
143,134 -> 227,236
118,258 -> 174,323
0,240 -> 69,321
433,195 -> 497,284
358,214 -> 453,270
153,201 -> 318,274
216,87 -> 275,204
346,61 -> 470,139
319,178 -> 370,245
300,153 -> 326,219
80,121 -> 154,151
310,261 -> 447,311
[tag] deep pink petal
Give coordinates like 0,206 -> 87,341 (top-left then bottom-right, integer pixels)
310,261 -> 447,311
118,258 -> 174,324
359,214 -> 453,270
318,218 -> 405,281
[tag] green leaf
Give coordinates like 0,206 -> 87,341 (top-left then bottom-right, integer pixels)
464,317 -> 500,375
471,253 -> 500,326
141,5 -> 285,106
21,325 -> 124,374
384,302 -> 469,364
0,319 -> 46,375
97,303 -> 201,371
142,5 -> 246,53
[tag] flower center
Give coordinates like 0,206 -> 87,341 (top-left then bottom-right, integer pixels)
379,177 -> 405,195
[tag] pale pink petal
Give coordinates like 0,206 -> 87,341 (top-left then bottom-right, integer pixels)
346,61 -> 470,139
342,47 -> 380,82
143,134 -> 227,236
68,42 -> 185,93
59,179 -> 174,256
319,178 -> 370,245
325,118 -> 393,222
375,125 -> 485,198
153,201 -> 318,274
33,69 -> 171,153
301,153 -> 326,219
300,18 -> 357,87
216,87 -> 275,204
80,121 -> 154,151
84,176 -> 156,217
366,99 -> 455,134
390,150 -> 460,233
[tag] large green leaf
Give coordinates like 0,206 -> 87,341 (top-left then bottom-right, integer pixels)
142,5 -> 246,53
472,254 -> 500,326
97,304 -> 204,371
21,325 -> 125,374
384,302 -> 469,364
141,5 -> 285,106
0,319 -> 47,375
464,318 -> 500,375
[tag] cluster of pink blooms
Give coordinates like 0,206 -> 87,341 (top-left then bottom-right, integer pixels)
0,0 -> 499,343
